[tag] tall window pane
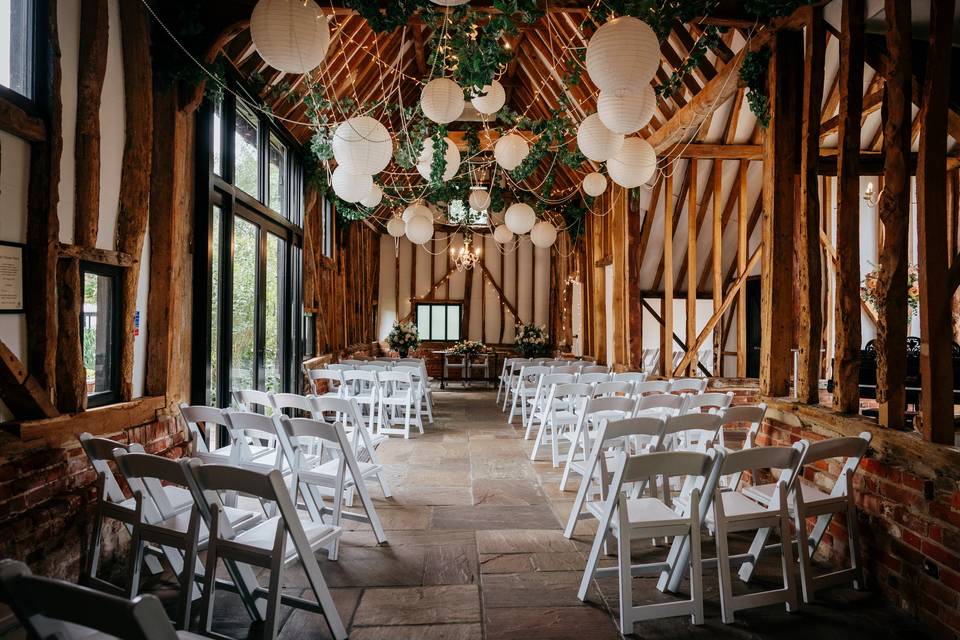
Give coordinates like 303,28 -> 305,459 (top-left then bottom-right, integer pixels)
264,233 -> 284,392
268,133 -> 286,215
0,0 -> 33,99
231,217 -> 258,391
212,98 -> 224,176
234,103 -> 260,198
209,206 -> 222,404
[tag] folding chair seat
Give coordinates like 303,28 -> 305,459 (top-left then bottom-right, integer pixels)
669,377 -> 709,395
507,365 -> 550,425
559,396 -> 636,491
685,391 -> 734,415
185,461 -> 347,640
740,432 -> 871,602
524,372 -> 577,439
377,369 -> 424,438
0,560 -> 207,640
578,450 -> 722,632
530,382 -> 592,467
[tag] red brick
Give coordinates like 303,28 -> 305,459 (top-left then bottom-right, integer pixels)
923,540 -> 960,572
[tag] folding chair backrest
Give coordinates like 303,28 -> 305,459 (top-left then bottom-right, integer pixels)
361,363 -> 389,372
224,411 -> 283,466
379,370 -> 412,385
662,412 -> 723,450
585,395 -> 637,417
637,393 -> 687,413
114,450 -> 193,517
0,560 -> 179,640
549,382 -> 592,413
601,416 -> 665,445
634,380 -> 670,396
340,359 -> 363,366
622,449 -> 716,485
578,372 -> 611,385
540,372 -> 575,387
79,433 -> 130,504
612,371 -> 647,384
685,391 -> 733,414
344,369 -> 378,384
721,441 -> 808,497
551,365 -> 580,374
189,462 -> 280,506
398,358 -> 424,366
327,363 -> 351,371
545,360 -> 570,367
271,392 -> 316,416
593,380 -> 633,397
669,377 -> 708,394
307,369 -> 345,396
518,365 -> 550,385
179,403 -> 231,453
233,388 -> 274,414
800,432 -> 873,496
580,365 -> 609,374
718,403 -> 767,449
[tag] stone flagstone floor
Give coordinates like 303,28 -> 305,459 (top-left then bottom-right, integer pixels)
160,388 -> 929,639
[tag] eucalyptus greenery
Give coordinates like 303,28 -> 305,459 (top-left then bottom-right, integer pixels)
739,46 -> 772,127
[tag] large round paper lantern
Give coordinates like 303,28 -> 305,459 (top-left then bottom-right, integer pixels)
607,137 -> 657,188
582,172 -> 608,197
250,0 -> 330,74
585,16 -> 659,92
504,202 -> 536,235
360,184 -> 383,208
597,85 -> 657,135
493,224 -> 514,244
420,78 -> 465,124
577,114 -> 624,162
530,221 -> 558,248
332,117 -> 392,175
429,0 -> 469,5
416,137 -> 461,182
386,217 -> 406,238
468,189 -> 491,211
494,134 -> 529,171
405,215 -> 434,245
470,81 -> 506,115
402,202 -> 432,223
331,166 -> 373,203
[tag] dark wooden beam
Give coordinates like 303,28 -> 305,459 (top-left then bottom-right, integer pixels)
0,94 -> 46,142
54,257 -> 85,412
0,341 -> 58,420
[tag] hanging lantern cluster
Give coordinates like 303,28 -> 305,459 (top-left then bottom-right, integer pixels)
331,116 -> 394,204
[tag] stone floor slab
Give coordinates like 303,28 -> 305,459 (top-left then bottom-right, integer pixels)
353,585 -> 481,626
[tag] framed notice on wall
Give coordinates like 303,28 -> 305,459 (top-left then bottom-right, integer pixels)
0,241 -> 25,313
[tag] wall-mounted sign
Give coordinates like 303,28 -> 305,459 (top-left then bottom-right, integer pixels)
0,242 -> 24,313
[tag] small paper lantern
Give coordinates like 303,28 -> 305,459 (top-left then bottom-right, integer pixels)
250,0 -> 330,74
582,172 -> 608,197
504,202 -> 536,235
402,202 -> 433,223
577,113 -> 624,162
585,16 -> 660,92
597,85 -> 657,135
494,134 -> 530,171
405,215 -> 434,245
386,216 -> 406,238
607,137 -> 657,188
530,220 -> 558,248
493,224 -> 514,244
470,81 -> 506,115
429,0 -> 469,5
420,77 -> 465,125
331,166 -> 373,203
360,183 -> 383,208
416,137 -> 461,182
468,189 -> 491,211
332,117 -> 393,175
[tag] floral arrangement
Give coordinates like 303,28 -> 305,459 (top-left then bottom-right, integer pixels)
861,262 -> 920,321
451,340 -> 488,356
515,323 -> 549,358
386,321 -> 421,358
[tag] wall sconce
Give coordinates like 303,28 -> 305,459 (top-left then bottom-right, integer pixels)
863,181 -> 882,208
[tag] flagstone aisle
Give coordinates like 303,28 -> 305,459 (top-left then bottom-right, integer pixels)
196,389 -> 929,640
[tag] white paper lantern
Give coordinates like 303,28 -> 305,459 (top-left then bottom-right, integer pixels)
607,137 -> 657,188
386,217 -> 406,238
468,189 -> 491,211
429,0 -> 469,5
331,166 -> 373,203
405,215 -> 434,245
530,221 -> 558,248
582,172 -> 608,197
470,81 -> 506,115
585,16 -> 660,92
504,202 -> 536,235
597,85 -> 657,135
493,224 -> 514,244
420,77 -> 465,125
494,134 -> 530,171
577,114 -> 624,162
250,0 -> 330,74
332,117 -> 392,176
416,137 -> 461,182
402,202 -> 433,223
360,183 -> 383,208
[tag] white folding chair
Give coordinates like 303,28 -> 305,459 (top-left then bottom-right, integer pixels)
497,357 -> 524,406
669,377 -> 709,395
395,364 -> 434,425
642,348 -> 660,374
507,365 -> 550,425
684,391 -> 734,414
634,392 -> 689,418
306,368 -> 346,399
559,396 -> 636,491
377,369 -> 423,438
0,559 -> 206,640
563,416 -> 666,538
185,462 -> 347,640
634,380 -> 671,397
592,380 -> 633,398
741,432 -> 872,602
578,450 -> 721,631
524,372 -> 577,440
343,369 -> 380,432
529,382 -> 592,467
716,404 -> 767,489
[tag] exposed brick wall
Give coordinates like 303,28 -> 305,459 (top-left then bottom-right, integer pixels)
0,415 -> 188,581
761,413 -> 960,639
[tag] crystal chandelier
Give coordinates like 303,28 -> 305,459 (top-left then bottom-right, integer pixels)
452,233 -> 481,271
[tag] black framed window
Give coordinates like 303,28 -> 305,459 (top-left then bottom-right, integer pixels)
415,303 -> 461,341
194,83 -> 305,407
0,0 -> 35,100
321,196 -> 334,258
81,262 -> 121,407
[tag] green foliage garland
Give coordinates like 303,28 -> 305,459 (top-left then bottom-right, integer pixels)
739,46 -> 772,127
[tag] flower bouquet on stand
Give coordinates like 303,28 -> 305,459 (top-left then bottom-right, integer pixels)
386,321 -> 421,358
515,323 -> 549,358
861,262 -> 920,322
451,340 -> 489,356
